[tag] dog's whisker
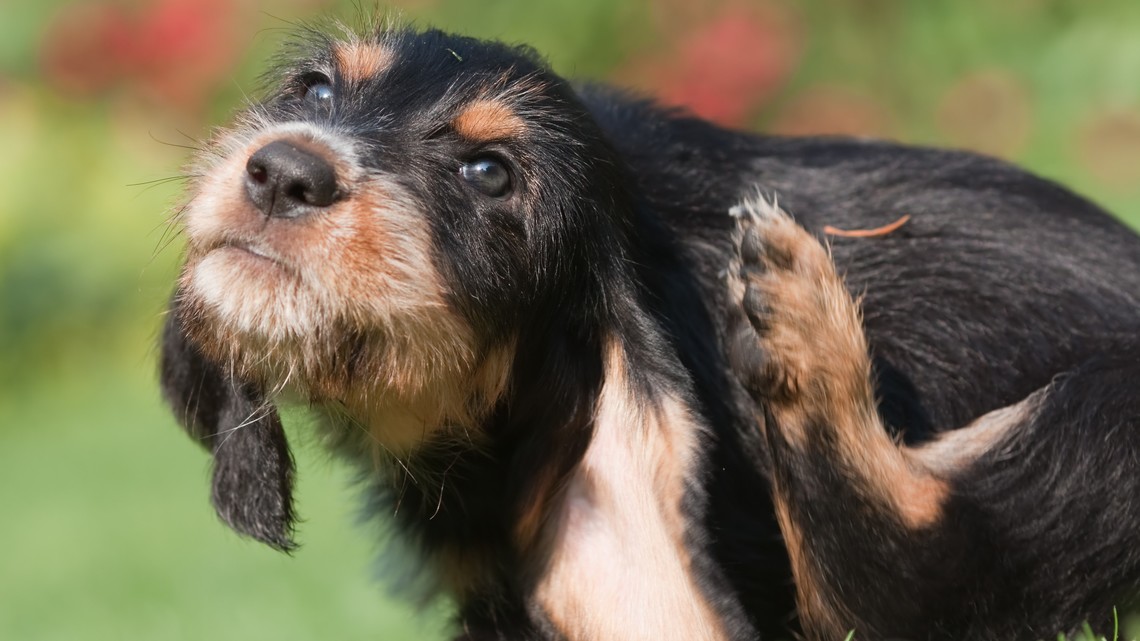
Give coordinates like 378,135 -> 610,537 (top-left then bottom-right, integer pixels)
148,200 -> 195,264
128,175 -> 194,190
214,402 -> 276,447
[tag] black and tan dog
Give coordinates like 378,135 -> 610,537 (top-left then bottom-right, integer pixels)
160,23 -> 1140,641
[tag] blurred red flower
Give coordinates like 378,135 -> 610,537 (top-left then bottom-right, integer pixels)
38,2 -> 135,97
619,1 -> 802,126
39,0 -> 248,112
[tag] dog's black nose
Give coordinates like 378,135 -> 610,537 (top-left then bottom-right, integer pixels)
244,140 -> 339,219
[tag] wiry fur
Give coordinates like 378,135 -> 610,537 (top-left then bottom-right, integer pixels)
160,22 -> 1140,641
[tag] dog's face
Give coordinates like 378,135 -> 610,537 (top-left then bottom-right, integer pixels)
162,28 -> 632,548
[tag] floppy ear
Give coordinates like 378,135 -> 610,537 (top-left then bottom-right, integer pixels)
160,297 -> 297,551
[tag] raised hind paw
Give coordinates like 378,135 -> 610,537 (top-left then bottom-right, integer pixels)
726,196 -> 875,442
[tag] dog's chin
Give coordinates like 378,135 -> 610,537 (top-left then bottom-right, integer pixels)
178,248 -> 335,396
187,246 -> 319,341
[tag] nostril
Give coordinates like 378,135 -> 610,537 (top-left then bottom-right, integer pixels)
246,159 -> 269,184
243,139 -> 340,218
285,182 -> 307,202
289,159 -> 339,208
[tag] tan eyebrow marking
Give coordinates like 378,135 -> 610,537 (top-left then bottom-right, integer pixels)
452,100 -> 527,142
333,42 -> 393,83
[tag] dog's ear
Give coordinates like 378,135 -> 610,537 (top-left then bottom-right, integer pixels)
160,298 -> 297,551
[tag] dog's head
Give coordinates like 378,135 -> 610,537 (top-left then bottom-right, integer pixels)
161,27 -> 634,549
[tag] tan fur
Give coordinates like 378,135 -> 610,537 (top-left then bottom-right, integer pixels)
533,338 -> 726,641
730,196 -> 948,531
452,99 -> 527,142
770,489 -> 849,640
333,41 -> 393,83
912,389 -> 1041,477
513,463 -> 567,556
179,122 -> 505,455
333,338 -> 515,458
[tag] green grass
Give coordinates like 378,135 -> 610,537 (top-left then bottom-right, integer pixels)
0,363 -> 450,641
839,606 -> 1140,638
1064,611 -> 1121,641
839,608 -> 1140,641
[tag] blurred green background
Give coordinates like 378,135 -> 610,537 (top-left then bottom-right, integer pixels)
4,1 -> 1140,639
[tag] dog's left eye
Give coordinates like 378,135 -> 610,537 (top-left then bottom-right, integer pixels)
298,72 -> 334,105
460,157 -> 512,197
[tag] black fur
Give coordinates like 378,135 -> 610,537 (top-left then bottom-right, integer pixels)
161,300 -> 296,551
160,24 -> 1140,641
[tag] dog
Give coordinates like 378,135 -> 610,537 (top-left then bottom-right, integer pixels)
160,23 -> 1140,641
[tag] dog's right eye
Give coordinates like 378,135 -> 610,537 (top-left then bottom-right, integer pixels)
298,72 -> 334,105
460,157 -> 512,198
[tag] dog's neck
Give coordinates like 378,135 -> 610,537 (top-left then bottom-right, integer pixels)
357,314 -> 731,638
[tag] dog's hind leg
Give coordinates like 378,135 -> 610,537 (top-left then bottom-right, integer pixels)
726,195 -> 1140,641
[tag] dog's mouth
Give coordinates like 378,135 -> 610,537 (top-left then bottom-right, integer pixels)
200,237 -> 301,279
214,240 -> 286,266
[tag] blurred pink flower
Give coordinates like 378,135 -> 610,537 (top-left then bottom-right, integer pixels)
130,0 -> 246,108
618,2 -> 802,126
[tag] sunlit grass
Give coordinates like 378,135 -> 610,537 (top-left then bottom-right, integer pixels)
837,608 -> 1140,641
0,364 -> 451,641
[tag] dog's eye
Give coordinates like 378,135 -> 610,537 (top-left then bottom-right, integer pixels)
298,72 -> 334,105
460,157 -> 511,197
